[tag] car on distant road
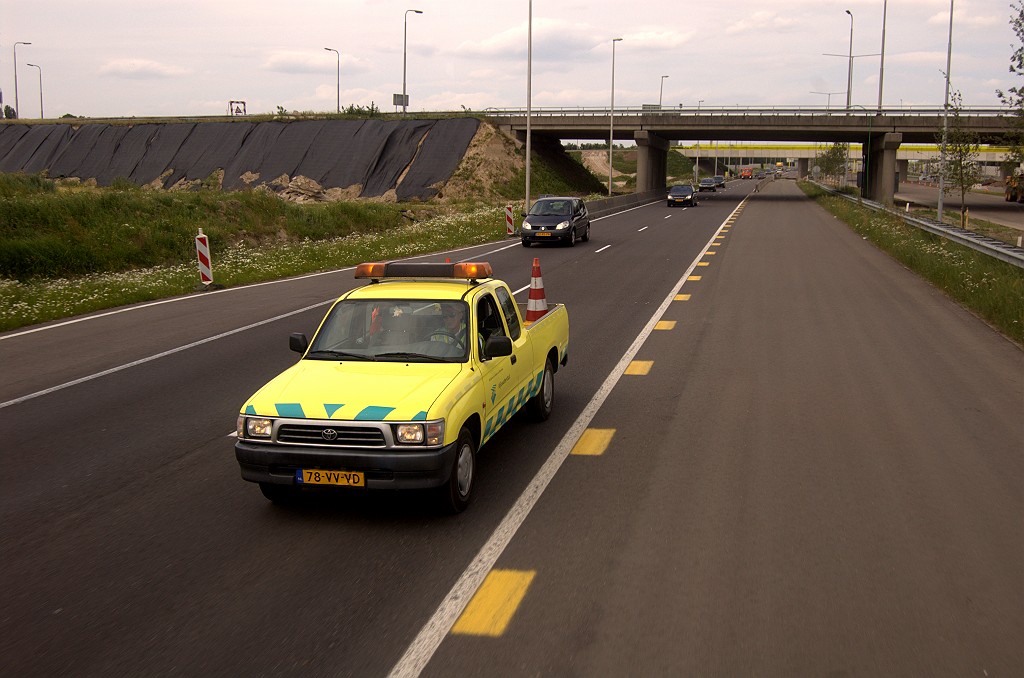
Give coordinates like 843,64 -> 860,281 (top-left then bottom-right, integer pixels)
698,178 -> 717,192
755,171 -> 766,180
521,196 -> 590,247
712,175 -> 726,188
666,184 -> 698,207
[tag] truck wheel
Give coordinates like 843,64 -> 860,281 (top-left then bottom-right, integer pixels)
259,482 -> 298,504
528,358 -> 555,422
441,427 -> 476,513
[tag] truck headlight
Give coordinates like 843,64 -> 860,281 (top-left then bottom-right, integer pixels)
395,421 -> 444,446
555,220 -> 570,230
244,417 -> 273,438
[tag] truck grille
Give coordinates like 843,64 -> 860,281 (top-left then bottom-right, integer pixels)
277,424 -> 386,447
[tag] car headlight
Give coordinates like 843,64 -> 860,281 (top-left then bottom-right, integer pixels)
241,416 -> 273,438
555,220 -> 570,230
395,421 -> 444,446
522,220 -> 532,230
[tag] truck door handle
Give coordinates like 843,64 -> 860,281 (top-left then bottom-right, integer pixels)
510,355 -> 517,365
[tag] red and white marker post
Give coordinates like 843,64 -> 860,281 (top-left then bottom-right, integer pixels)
195,228 -> 213,287
505,205 -> 515,237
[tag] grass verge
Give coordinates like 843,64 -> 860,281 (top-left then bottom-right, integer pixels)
799,181 -> 1024,346
0,196 -> 511,332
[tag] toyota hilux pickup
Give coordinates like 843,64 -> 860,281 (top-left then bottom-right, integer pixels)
234,261 -> 569,512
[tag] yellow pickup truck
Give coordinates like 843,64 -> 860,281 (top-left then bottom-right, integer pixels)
234,261 -> 569,512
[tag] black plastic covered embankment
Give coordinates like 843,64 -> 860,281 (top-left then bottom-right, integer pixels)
0,118 -> 481,199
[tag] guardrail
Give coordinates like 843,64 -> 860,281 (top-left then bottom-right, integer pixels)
811,182 -> 1024,269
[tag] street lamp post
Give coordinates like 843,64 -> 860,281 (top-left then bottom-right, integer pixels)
845,9 -> 854,109
695,99 -> 703,183
659,75 -> 668,108
402,9 -> 423,115
811,90 -> 844,110
877,0 -> 888,111
608,37 -> 622,196
525,0 -> 533,218
14,41 -> 32,119
324,48 -> 340,113
26,63 -> 42,119
938,0 -> 954,222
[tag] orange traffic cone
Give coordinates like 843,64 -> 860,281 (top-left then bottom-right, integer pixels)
525,257 -> 548,323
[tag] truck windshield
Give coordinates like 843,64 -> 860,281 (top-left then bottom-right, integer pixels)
307,299 -> 469,362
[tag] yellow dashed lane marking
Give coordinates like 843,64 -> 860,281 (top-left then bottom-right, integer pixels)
675,294 -> 691,301
571,428 -> 616,456
625,360 -> 654,375
704,250 -> 716,255
688,275 -> 702,280
451,569 -> 536,637
654,320 -> 676,330
697,262 -> 710,267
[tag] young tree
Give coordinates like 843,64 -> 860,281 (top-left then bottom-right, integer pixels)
3,105 -> 16,120
997,3 -> 1024,186
937,91 -> 982,226
817,143 -> 849,182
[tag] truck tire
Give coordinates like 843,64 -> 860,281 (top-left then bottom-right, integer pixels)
528,358 -> 555,422
441,427 -> 476,513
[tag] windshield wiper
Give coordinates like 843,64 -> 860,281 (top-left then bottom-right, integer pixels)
305,349 -> 375,361
375,352 -> 451,362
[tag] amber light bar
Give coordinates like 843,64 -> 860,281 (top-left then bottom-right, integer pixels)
355,261 -> 493,281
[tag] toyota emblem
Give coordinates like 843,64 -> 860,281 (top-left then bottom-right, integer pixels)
322,428 -> 338,441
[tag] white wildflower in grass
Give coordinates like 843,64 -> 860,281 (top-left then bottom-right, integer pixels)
0,203 -> 509,332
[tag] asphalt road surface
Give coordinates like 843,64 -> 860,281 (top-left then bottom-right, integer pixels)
1,178 -> 1020,677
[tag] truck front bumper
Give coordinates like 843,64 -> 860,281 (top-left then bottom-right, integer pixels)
235,439 -> 458,490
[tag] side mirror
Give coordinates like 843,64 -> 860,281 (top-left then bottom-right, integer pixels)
289,333 -> 309,354
482,335 -> 513,360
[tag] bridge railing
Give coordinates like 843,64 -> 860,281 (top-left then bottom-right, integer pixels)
483,106 -> 1008,118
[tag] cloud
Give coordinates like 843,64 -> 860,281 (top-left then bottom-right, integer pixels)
727,12 -> 799,36
262,50 -> 366,76
99,59 -> 188,79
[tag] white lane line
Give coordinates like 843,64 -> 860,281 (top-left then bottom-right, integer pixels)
1,241 -> 508,341
0,242 -> 539,409
0,301 -> 333,410
595,245 -> 612,253
663,216 -> 671,220
386,199 -> 747,678
639,226 -> 650,231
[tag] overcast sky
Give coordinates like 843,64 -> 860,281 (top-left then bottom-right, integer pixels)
1,0 -> 1017,120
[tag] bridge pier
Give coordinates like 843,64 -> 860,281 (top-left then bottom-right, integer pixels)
863,132 -> 902,205
797,158 -> 810,179
635,131 -> 670,192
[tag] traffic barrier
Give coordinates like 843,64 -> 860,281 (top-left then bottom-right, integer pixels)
525,257 -> 548,322
506,205 -> 515,236
195,228 -> 213,286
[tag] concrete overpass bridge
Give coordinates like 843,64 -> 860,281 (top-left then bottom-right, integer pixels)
673,143 -> 1015,181
486,107 -> 1013,205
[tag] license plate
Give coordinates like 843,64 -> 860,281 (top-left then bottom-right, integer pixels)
536,232 -> 551,237
296,468 -> 365,486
